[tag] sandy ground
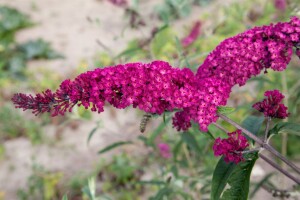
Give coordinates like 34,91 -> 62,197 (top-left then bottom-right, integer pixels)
0,0 -> 297,199
0,0 -> 185,199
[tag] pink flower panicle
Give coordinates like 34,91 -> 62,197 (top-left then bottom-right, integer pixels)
12,61 -> 230,131
252,90 -> 289,119
181,21 -> 201,47
196,17 -> 300,87
157,143 -> 172,159
12,17 -> 300,132
213,130 -> 249,164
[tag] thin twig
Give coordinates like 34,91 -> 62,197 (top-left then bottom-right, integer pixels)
241,147 -> 261,154
261,183 -> 291,198
218,113 -> 263,144
218,113 -> 300,175
212,122 -> 228,133
96,39 -> 114,56
259,154 -> 300,185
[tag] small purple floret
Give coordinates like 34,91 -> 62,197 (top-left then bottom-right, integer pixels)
213,130 -> 249,164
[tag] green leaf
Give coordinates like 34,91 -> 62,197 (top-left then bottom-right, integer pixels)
97,141 -> 132,154
174,36 -> 190,68
149,117 -> 171,145
181,131 -> 202,155
17,39 -> 63,59
173,140 -> 183,161
137,135 -> 151,147
150,187 -> 172,200
82,177 -> 96,200
220,153 -> 258,200
211,157 -> 237,200
242,115 -> 264,144
206,130 -> 216,140
0,6 -> 32,37
87,126 -> 99,145
136,180 -> 166,186
98,195 -> 113,200
115,46 -> 141,59
217,106 -> 235,115
268,122 -> 300,137
242,116 -> 264,135
150,27 -> 176,60
8,54 -> 26,74
62,194 -> 68,200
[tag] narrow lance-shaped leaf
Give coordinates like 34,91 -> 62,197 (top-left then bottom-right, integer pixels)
136,180 -> 166,186
211,157 -> 237,200
217,106 -> 235,115
182,131 -> 202,155
98,141 -> 132,154
268,122 -> 300,137
150,187 -> 172,200
220,153 -> 258,200
81,177 -> 96,200
242,115 -> 264,144
173,140 -> 183,161
87,125 -> 99,145
149,116 -> 171,145
61,194 -> 68,200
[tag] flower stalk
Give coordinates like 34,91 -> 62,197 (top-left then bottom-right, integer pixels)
217,113 -> 300,177
212,117 -> 300,184
259,154 -> 300,185
264,117 -> 271,143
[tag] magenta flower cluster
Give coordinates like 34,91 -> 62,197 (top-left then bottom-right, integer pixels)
12,17 -> 300,132
253,90 -> 289,119
181,21 -> 201,47
12,61 -> 230,131
213,130 -> 249,164
274,0 -> 287,11
157,143 -> 172,159
196,16 -> 300,87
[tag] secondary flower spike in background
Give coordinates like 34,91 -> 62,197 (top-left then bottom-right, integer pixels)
181,21 -> 201,47
12,17 -> 300,132
157,143 -> 172,159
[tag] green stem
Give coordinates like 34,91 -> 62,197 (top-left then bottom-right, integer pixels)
182,143 -> 201,200
264,117 -> 271,143
259,153 -> 300,185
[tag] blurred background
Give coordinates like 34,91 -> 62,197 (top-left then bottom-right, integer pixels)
0,0 -> 300,199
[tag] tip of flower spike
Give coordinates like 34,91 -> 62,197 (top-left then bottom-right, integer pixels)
12,93 -> 34,111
